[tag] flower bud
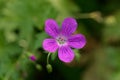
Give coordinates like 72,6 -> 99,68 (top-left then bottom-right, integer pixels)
30,55 -> 36,61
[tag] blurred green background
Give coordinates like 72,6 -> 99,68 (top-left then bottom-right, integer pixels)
0,0 -> 120,80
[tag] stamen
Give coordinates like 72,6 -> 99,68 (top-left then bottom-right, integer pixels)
56,36 -> 67,46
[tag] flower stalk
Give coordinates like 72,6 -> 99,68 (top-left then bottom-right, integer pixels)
47,52 -> 51,65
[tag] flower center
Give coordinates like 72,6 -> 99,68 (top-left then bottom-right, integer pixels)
56,36 -> 67,46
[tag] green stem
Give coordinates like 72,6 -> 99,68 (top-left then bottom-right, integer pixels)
47,52 -> 51,65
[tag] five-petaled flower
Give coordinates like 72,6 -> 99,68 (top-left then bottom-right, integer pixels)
43,17 -> 86,63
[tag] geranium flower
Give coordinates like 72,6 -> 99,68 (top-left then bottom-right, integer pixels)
43,17 -> 86,63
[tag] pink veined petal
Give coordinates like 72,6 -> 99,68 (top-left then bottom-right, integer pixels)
58,46 -> 75,63
68,34 -> 86,49
61,17 -> 77,36
45,19 -> 59,38
43,38 -> 58,52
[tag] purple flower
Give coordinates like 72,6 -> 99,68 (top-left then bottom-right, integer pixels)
43,17 -> 86,63
30,55 -> 36,61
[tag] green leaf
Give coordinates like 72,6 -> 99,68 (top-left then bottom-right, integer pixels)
51,52 -> 57,61
32,32 -> 48,51
74,49 -> 81,62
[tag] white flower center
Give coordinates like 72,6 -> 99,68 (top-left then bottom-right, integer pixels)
56,36 -> 67,46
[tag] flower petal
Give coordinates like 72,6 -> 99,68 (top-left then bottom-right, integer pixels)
58,46 -> 74,63
68,34 -> 86,49
43,38 -> 58,52
45,19 -> 59,38
61,17 -> 77,36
